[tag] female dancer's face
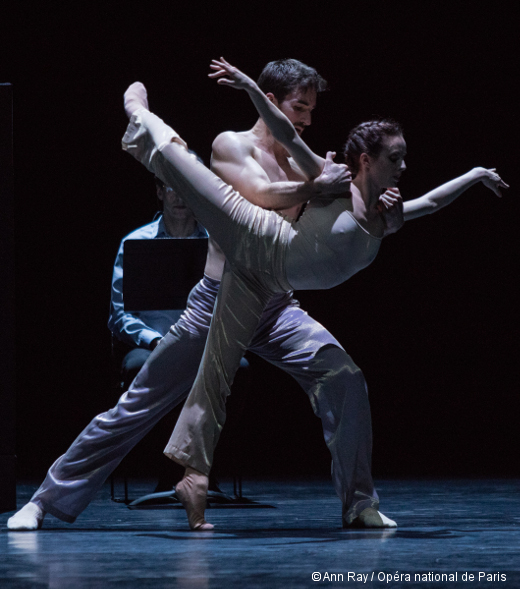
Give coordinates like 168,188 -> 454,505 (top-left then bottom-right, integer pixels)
369,134 -> 407,188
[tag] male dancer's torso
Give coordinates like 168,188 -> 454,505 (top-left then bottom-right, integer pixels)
202,127 -> 307,280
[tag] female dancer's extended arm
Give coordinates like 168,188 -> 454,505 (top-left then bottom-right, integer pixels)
209,57 -> 325,179
403,168 -> 508,221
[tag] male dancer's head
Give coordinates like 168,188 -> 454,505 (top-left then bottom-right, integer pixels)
256,59 -> 327,135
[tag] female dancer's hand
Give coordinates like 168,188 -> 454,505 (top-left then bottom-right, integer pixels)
378,188 -> 404,236
209,57 -> 255,91
477,168 -> 509,197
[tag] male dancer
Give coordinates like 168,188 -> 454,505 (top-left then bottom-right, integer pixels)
9,59 -> 390,531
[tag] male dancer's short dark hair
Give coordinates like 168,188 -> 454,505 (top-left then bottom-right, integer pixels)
257,59 -> 327,102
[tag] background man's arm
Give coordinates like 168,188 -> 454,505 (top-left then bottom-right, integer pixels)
108,242 -> 163,349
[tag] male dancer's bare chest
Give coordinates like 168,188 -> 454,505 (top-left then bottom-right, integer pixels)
252,144 -> 305,184
252,146 -> 306,220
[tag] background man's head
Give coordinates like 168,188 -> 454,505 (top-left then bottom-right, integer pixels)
154,177 -> 196,225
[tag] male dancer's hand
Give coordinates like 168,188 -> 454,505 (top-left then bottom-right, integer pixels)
314,151 -> 352,196
209,57 -> 254,91
378,187 -> 404,236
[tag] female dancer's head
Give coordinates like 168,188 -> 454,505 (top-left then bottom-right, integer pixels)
344,120 -> 406,188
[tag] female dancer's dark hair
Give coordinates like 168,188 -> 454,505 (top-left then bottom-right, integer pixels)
344,119 -> 403,177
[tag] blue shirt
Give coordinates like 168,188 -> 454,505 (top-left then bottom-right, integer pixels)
108,215 -> 207,348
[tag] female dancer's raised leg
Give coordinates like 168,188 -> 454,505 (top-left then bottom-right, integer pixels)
123,84 -> 293,277
123,83 -> 292,529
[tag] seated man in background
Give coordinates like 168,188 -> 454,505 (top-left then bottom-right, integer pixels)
109,175 -> 207,391
108,175 -> 210,493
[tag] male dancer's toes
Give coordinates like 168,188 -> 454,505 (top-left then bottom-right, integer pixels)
175,467 -> 214,531
124,82 -> 149,118
7,502 -> 46,531
345,507 -> 397,529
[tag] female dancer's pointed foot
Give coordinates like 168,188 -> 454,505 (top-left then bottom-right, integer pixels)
345,508 -> 397,529
124,82 -> 149,118
7,502 -> 46,531
175,467 -> 214,531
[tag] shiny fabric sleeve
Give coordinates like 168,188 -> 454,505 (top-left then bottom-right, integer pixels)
107,239 -> 163,349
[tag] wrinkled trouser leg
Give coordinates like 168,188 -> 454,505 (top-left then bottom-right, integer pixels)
290,346 -> 378,523
121,348 -> 152,390
30,279 -> 216,523
246,296 -> 378,523
165,263 -> 276,474
260,341 -> 378,523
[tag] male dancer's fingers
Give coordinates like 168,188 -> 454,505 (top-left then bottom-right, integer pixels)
220,56 -> 233,68
325,151 -> 336,163
208,70 -> 227,79
212,58 -> 234,74
209,64 -> 228,77
209,59 -> 242,87
210,60 -> 228,71
209,70 -> 236,87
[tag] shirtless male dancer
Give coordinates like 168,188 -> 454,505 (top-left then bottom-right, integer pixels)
9,59 -> 392,531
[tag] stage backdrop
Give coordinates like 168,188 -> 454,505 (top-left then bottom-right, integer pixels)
2,3 -> 518,481
0,83 -> 16,511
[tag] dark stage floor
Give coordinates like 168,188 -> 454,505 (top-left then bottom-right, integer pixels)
1,479 -> 519,588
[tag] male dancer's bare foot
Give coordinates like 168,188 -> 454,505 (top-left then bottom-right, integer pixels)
124,82 -> 149,118
345,507 -> 397,529
175,467 -> 214,531
7,502 -> 46,531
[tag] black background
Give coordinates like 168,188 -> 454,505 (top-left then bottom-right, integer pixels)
2,2 -> 518,481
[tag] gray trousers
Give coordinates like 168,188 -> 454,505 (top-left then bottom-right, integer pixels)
31,275 -> 377,523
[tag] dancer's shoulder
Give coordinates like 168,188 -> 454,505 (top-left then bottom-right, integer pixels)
212,130 -> 255,161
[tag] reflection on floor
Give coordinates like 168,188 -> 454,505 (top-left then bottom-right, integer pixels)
1,479 -> 519,588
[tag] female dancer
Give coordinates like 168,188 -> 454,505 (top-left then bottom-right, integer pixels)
122,60 -> 506,530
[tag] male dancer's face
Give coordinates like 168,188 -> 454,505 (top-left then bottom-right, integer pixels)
268,86 -> 317,136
